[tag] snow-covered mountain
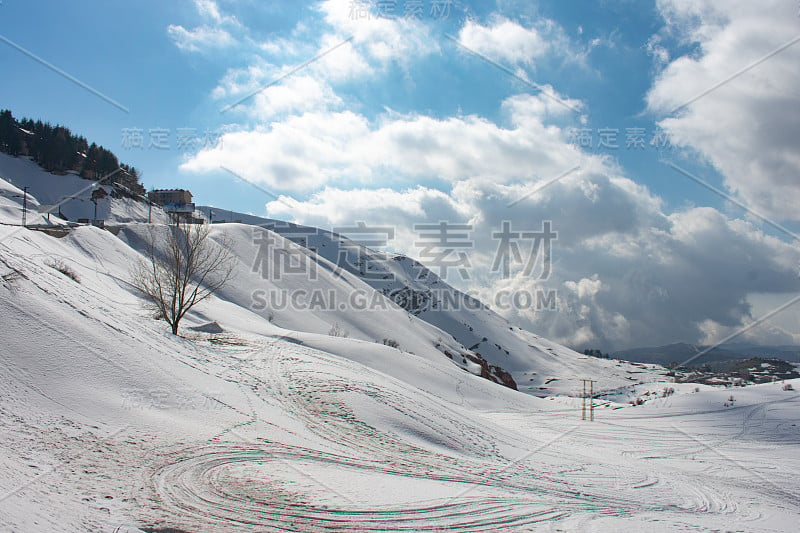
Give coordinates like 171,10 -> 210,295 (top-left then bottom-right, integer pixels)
1,159 -> 798,532
195,206 -> 667,396
2,152 -> 665,396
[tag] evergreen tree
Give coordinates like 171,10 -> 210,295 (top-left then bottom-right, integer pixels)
0,108 -> 146,193
0,110 -> 21,155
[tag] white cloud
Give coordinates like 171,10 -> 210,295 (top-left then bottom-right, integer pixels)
201,0 -> 434,116
183,92 -> 591,190
645,34 -> 670,66
317,0 -> 439,66
313,34 -> 373,82
168,0 -> 241,53
268,186 -> 469,229
211,61 -> 271,100
210,53 -> 350,118
458,16 -> 549,66
195,0 -> 225,24
172,0 -> 800,350
647,0 -> 800,221
261,177 -> 800,351
167,25 -> 235,52
182,111 -> 372,191
245,75 -> 343,119
194,0 -> 242,28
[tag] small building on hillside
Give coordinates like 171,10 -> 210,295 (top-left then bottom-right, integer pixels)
147,189 -> 193,206
147,189 -> 203,224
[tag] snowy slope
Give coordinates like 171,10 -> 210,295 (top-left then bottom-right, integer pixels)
117,222 -> 492,381
0,153 -> 166,225
196,207 -> 667,396
0,155 -> 662,398
0,153 -> 666,397
1,171 -> 798,532
0,218 -> 798,532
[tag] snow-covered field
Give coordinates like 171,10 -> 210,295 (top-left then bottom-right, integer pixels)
0,166 -> 798,531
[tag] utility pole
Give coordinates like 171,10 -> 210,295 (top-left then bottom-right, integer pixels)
22,186 -> 29,227
581,380 -> 586,421
581,379 -> 596,421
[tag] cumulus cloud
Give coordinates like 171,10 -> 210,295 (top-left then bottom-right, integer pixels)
228,73 -> 344,119
182,92 -> 591,189
168,0 -> 241,52
182,111 -> 371,190
264,175 -> 800,351
457,13 -> 579,69
174,2 -> 800,351
167,24 -> 235,52
458,16 -> 549,66
647,0 -> 800,221
313,34 -> 373,82
317,0 -> 439,66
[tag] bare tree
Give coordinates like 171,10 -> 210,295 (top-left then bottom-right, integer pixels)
132,221 -> 235,335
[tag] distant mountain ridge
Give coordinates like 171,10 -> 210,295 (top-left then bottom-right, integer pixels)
613,342 -> 800,367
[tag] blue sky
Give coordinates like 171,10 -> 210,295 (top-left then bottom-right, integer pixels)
2,0 -> 799,350
1,0 -> 700,209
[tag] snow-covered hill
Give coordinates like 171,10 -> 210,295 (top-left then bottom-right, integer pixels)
0,153 -> 166,225
0,162 -> 798,531
0,151 -> 668,397
196,206 -> 666,396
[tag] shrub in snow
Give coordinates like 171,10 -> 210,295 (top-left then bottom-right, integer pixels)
46,258 -> 79,283
328,322 -> 349,338
383,338 -> 400,349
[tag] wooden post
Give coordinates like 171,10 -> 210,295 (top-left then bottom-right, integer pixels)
581,380 -> 586,420
580,379 -> 596,421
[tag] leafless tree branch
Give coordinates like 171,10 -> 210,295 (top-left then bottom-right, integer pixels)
131,221 -> 235,335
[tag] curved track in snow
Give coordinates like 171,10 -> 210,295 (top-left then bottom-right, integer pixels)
148,339 -> 755,532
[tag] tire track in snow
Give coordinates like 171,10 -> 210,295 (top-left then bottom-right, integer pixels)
149,339 -> 712,531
